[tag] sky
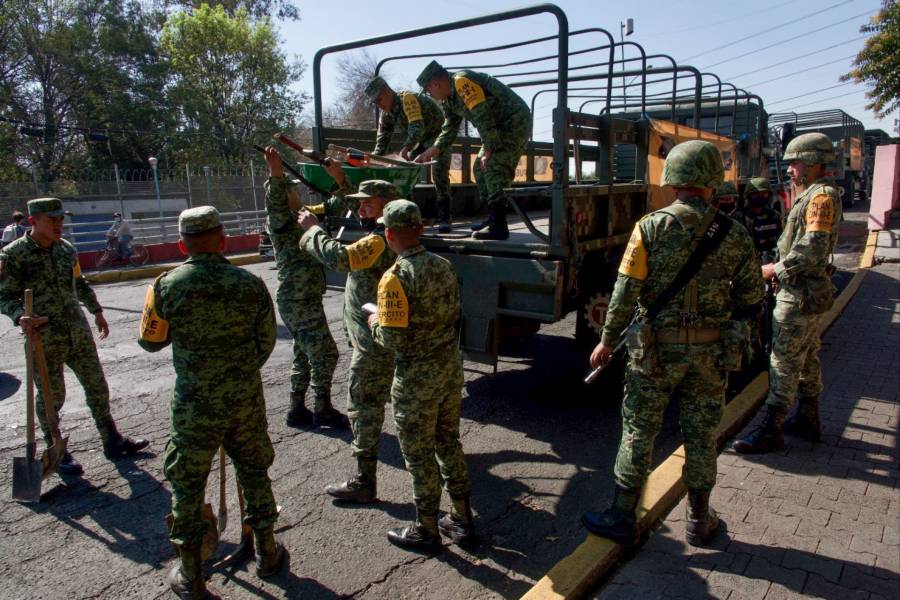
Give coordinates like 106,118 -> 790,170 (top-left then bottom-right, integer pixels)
276,0 -> 894,141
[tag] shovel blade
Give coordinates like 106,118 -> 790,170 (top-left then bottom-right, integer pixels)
12,457 -> 43,502
41,436 -> 69,478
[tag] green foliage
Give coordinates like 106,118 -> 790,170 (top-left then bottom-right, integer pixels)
842,2 -> 900,117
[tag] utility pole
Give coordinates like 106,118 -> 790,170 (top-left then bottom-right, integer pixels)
620,18 -> 634,73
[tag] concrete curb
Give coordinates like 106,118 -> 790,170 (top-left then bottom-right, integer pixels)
84,254 -> 264,284
521,267 -> 871,600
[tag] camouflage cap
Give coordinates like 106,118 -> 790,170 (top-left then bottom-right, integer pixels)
27,197 -> 65,217
378,199 -> 421,228
783,132 -> 835,165
347,179 -> 400,201
179,205 -> 221,234
661,140 -> 725,189
416,60 -> 447,88
365,76 -> 388,102
745,176 -> 772,195
714,181 -> 738,199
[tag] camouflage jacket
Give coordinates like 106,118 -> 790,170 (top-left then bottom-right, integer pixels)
773,177 -> 841,305
370,245 -> 460,363
434,70 -> 532,152
373,91 -> 443,155
137,253 -> 276,399
301,224 -> 396,352
602,196 -> 764,346
265,175 -> 354,300
0,234 -> 102,330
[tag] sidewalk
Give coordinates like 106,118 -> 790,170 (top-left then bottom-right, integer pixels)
595,261 -> 900,600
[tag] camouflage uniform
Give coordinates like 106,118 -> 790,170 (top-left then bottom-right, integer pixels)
740,177 -> 782,255
370,201 -> 471,547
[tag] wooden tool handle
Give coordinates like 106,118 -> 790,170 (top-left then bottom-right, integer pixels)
24,290 -> 35,460
30,331 -> 62,444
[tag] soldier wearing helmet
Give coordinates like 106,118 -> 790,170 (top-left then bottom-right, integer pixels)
734,132 -> 842,454
582,140 -> 763,548
740,177 -> 782,255
713,181 -> 739,215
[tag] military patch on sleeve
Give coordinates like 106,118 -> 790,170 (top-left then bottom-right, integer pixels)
454,76 -> 486,110
401,93 -> 423,122
348,235 -> 386,271
618,224 -> 649,280
377,269 -> 408,328
139,284 -> 169,343
73,261 -> 82,278
805,193 -> 834,233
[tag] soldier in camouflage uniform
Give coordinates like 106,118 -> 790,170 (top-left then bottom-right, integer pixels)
734,133 -> 841,454
367,200 -> 476,551
582,141 -> 763,547
713,181 -> 739,216
739,177 -> 782,256
263,146 -> 349,429
365,77 -> 453,234
138,206 -> 285,599
297,179 -> 398,503
0,198 -> 148,476
415,60 -> 533,241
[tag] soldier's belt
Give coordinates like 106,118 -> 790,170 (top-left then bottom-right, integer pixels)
655,328 -> 721,344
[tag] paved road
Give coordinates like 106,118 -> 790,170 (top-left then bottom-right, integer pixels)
0,203 -> 869,599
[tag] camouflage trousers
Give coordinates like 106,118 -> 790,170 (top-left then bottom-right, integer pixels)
392,353 -> 470,515
164,392 -> 277,549
30,322 -> 112,446
277,295 -> 338,408
765,303 -> 824,413
347,342 -> 394,459
417,139 -> 452,207
615,342 -> 725,492
474,117 -> 532,208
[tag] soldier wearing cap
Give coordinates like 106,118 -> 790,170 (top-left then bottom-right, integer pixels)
0,197 -> 148,476
734,133 -> 842,454
582,141 -> 762,548
262,146 -> 350,430
739,177 -> 782,256
713,181 -> 739,216
297,180 -> 398,503
365,77 -> 453,234
414,60 -> 533,241
139,206 -> 285,598
366,199 -> 476,551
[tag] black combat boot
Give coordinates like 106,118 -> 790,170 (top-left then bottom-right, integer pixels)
784,396 -> 822,442
439,495 -> 479,548
312,389 -> 350,429
732,407 -> 786,454
285,390 -> 313,428
436,197 -> 452,234
387,511 -> 442,552
100,418 -> 149,459
254,526 -> 286,578
325,458 -> 377,503
168,544 -> 206,600
472,205 -> 509,241
581,484 -> 641,546
57,450 -> 84,476
685,489 -> 721,547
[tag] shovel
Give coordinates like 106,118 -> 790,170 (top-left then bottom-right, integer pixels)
217,447 -> 227,534
12,290 -> 43,502
30,326 -> 68,476
211,478 -> 254,570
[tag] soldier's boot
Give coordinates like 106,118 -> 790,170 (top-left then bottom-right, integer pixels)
472,205 -> 509,241
285,390 -> 314,428
732,407 -> 786,454
685,489 -> 721,547
57,450 -> 84,476
325,458 -> 377,503
436,197 -> 452,234
168,544 -> 206,600
438,495 -> 479,548
581,484 -> 641,546
387,511 -> 442,552
254,526 -> 286,579
470,213 -> 492,232
99,417 -> 149,459
784,396 -> 822,442
312,389 -> 350,429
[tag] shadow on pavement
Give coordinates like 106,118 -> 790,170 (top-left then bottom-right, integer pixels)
0,372 -> 21,401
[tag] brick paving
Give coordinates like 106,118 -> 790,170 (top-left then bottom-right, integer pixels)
596,261 -> 900,600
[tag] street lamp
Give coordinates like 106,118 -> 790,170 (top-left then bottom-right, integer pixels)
203,165 -> 212,205
149,156 -> 162,218
620,18 -> 634,74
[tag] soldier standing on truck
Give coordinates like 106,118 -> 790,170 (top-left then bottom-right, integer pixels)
414,60 -> 533,241
366,77 -> 453,234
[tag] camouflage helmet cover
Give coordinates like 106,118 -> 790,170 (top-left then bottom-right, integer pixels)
364,76 -> 388,102
661,140 -> 725,189
714,181 -> 738,199
744,176 -> 772,195
782,132 -> 835,165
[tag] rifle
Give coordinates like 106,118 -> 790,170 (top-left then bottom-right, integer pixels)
760,250 -> 776,356
584,323 -> 632,384
251,144 -> 331,197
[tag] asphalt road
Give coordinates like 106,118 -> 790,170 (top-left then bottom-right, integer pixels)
0,202 -> 868,600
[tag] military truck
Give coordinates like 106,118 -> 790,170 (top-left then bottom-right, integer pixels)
304,4 -> 766,368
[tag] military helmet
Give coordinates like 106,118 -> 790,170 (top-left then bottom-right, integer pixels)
714,181 -> 738,199
782,132 -> 835,165
661,140 -> 724,189
364,76 -> 388,102
744,176 -> 771,195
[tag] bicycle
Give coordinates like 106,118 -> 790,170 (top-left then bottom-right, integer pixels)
95,237 -> 150,270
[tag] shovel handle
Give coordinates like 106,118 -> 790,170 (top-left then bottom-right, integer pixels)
30,331 -> 62,445
24,290 -> 35,461
218,447 -> 227,532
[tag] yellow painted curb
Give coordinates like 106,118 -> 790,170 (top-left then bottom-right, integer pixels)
522,267 -> 870,600
859,230 -> 879,269
84,254 -> 263,284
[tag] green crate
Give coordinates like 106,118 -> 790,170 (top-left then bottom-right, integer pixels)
298,163 -> 422,198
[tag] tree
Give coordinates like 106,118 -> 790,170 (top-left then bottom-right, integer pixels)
842,1 -> 900,117
323,50 -> 379,130
161,4 -> 307,163
165,0 -> 300,21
